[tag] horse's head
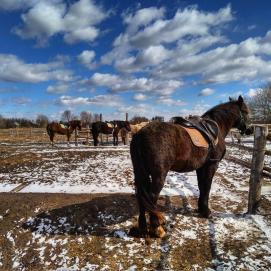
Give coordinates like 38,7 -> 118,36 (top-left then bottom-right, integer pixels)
229,95 -> 250,134
123,121 -> 131,132
70,120 -> 82,131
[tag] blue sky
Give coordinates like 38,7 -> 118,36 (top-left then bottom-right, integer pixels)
0,0 -> 270,121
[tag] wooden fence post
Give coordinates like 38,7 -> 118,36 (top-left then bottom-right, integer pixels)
248,125 -> 268,214
75,128 -> 78,146
100,114 -> 103,144
125,112 -> 129,145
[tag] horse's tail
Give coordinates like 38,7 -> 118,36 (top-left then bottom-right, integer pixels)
130,134 -> 163,221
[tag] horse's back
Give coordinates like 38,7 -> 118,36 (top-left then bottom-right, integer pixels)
131,122 -> 209,173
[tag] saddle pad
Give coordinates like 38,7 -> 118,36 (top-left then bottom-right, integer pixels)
106,123 -> 114,128
60,124 -> 66,129
183,127 -> 218,148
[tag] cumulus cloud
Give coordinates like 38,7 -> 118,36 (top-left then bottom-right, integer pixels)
77,50 -> 96,69
133,93 -> 148,101
0,54 -> 74,83
156,96 -> 187,106
101,4 -> 271,85
47,83 -> 69,94
0,0 -> 38,10
13,0 -> 107,45
180,101 -> 211,116
129,5 -> 232,48
198,88 -> 215,96
12,97 -> 32,105
88,73 -> 183,96
56,94 -> 122,107
102,5 -> 232,75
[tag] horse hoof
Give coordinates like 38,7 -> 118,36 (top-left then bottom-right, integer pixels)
150,226 -> 166,238
129,226 -> 140,237
199,209 -> 211,218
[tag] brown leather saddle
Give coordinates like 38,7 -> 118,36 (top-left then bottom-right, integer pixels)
173,116 -> 219,148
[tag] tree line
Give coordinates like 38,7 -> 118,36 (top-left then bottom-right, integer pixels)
0,85 -> 269,129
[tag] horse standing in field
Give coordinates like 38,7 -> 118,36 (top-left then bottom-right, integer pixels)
91,121 -> 131,146
120,122 -> 150,145
46,120 -> 82,146
130,96 -> 250,238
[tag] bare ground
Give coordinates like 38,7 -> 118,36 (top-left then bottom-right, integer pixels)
0,140 -> 270,270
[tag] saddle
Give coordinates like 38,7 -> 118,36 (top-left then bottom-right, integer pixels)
173,116 -> 219,148
105,122 -> 114,129
59,123 -> 68,129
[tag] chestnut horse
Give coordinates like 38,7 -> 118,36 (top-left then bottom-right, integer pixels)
130,96 -> 250,238
91,121 -> 131,146
47,120 -> 82,146
120,122 -> 150,144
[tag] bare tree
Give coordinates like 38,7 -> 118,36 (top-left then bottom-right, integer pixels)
36,114 -> 49,128
93,113 -> 101,122
248,84 -> 271,123
61,110 -> 72,122
80,111 -> 92,127
130,115 -> 149,124
152,116 -> 164,122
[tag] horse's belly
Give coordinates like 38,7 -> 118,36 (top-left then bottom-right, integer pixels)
170,151 -> 208,172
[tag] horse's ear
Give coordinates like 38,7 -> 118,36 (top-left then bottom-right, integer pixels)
238,95 -> 244,104
229,96 -> 233,101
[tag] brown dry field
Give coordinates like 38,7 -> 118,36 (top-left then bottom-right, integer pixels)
0,131 -> 271,270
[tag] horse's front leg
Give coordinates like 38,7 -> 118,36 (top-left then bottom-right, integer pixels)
196,162 -> 218,218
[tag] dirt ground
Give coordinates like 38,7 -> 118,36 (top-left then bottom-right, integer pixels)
0,138 -> 271,270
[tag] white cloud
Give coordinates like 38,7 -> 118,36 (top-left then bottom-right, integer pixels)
0,0 -> 38,10
199,88 -> 215,96
89,73 -> 183,96
77,50 -> 96,69
56,94 -> 122,107
13,0 -> 107,45
102,5 -> 232,75
133,93 -> 148,101
123,7 -> 165,34
12,96 -> 32,105
130,5 -> 232,48
0,54 -> 74,83
47,84 -> 69,94
156,97 -> 187,106
180,102 -> 211,117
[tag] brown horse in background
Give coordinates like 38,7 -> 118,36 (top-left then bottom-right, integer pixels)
130,96 -> 250,238
91,120 -> 131,146
120,122 -> 150,144
47,120 -> 82,146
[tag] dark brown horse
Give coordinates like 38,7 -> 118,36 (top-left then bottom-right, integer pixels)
91,120 -> 131,146
47,120 -> 82,146
130,96 -> 250,238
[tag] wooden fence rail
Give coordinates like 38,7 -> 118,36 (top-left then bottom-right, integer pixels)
225,142 -> 271,156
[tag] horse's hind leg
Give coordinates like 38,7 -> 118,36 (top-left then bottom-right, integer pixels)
196,162 -> 218,218
149,174 -> 166,238
137,201 -> 147,237
50,134 -> 54,147
93,134 -> 99,146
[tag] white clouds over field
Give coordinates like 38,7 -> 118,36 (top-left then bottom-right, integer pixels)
9,0 -> 107,46
1,2 -> 271,119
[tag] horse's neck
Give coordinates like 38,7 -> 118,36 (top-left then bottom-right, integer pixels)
68,126 -> 75,133
205,110 -> 236,138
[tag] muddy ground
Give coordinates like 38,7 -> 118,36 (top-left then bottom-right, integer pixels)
0,138 -> 270,270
